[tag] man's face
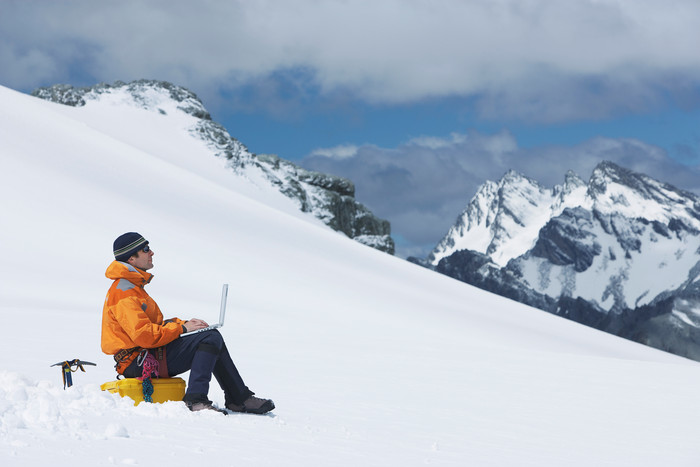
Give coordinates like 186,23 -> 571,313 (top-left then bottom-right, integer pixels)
128,245 -> 154,271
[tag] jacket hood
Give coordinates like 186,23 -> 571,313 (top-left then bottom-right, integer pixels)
105,261 -> 153,286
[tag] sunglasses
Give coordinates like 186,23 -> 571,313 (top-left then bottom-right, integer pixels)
142,245 -> 151,253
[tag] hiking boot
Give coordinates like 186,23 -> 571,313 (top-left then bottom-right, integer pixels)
187,401 -> 228,414
226,396 -> 275,414
184,395 -> 228,415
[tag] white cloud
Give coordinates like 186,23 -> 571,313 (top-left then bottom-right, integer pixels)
2,0 -> 700,121
308,144 -> 360,160
408,133 -> 469,150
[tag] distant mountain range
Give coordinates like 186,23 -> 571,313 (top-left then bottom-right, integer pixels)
412,161 -> 700,360
31,80 -> 395,254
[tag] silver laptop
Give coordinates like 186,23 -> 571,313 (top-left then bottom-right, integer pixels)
180,284 -> 228,337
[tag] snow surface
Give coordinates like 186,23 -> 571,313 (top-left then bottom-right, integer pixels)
3,84 -> 700,466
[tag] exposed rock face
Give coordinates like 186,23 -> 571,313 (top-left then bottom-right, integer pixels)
32,80 -> 394,254
253,154 -> 393,253
530,207 -> 602,272
416,161 -> 700,360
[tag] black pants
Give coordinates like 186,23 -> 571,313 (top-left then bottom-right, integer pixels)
124,329 -> 253,404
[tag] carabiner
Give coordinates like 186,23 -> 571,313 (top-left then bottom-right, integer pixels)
136,349 -> 149,366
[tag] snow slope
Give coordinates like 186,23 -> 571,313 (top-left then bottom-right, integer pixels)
2,83 -> 700,466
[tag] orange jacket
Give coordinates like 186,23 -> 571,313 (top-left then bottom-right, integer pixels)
101,261 -> 186,371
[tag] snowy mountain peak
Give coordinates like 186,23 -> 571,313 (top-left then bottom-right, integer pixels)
564,169 -> 586,190
32,80 -> 255,170
588,161 -> 700,230
427,168 -> 579,267
32,79 -> 211,120
501,168 -> 527,182
589,160 -> 657,200
428,161 -> 700,268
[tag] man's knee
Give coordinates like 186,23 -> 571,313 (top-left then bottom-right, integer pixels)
198,329 -> 224,353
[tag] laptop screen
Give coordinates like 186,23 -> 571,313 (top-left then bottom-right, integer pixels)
219,284 -> 228,326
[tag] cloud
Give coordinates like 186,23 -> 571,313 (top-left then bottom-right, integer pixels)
308,144 -> 360,160
2,0 -> 700,121
301,131 -> 700,258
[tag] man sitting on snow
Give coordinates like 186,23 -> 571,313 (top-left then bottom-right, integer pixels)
101,232 -> 274,414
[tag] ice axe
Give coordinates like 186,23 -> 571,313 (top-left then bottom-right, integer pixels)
50,359 -> 96,389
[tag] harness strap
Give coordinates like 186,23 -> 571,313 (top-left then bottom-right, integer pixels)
155,346 -> 169,378
114,347 -> 140,373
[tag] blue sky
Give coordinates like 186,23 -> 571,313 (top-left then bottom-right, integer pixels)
2,0 -> 699,257
217,91 -> 700,163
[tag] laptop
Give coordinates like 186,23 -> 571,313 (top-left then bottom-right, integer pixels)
180,284 -> 228,337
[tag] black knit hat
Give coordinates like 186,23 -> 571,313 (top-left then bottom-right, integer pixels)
113,232 -> 149,262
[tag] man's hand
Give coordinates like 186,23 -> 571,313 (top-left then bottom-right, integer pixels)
183,319 -> 209,332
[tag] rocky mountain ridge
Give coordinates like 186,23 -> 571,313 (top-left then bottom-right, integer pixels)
415,161 -> 700,360
32,80 -> 394,254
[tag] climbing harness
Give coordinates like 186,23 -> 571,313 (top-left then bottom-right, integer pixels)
50,359 -> 96,389
113,346 -> 140,374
